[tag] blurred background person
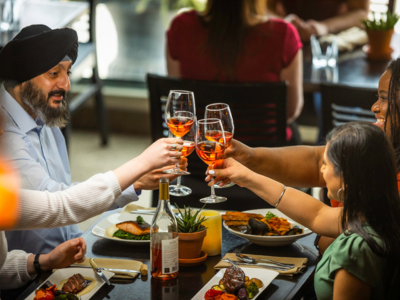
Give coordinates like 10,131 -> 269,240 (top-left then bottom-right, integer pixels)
166,0 -> 304,144
267,0 -> 370,41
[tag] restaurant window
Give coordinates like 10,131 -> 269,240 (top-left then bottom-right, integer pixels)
93,0 -> 206,82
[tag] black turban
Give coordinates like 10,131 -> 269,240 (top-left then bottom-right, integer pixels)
0,24 -> 78,83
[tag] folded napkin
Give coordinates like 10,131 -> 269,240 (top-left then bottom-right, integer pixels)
319,26 -> 368,52
120,203 -> 191,214
215,253 -> 307,277
120,203 -> 155,214
66,257 -> 143,279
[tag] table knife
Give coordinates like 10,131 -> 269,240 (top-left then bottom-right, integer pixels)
70,265 -> 141,274
90,258 -> 111,285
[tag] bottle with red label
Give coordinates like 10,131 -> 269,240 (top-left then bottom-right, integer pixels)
150,177 -> 179,280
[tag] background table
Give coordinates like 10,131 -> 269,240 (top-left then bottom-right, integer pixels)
302,34 -> 400,92
15,210 -> 319,300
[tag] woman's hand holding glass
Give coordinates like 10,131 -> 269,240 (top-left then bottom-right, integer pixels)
205,157 -> 252,189
139,137 -> 183,171
169,121 -> 196,196
164,90 -> 196,175
204,103 -> 235,188
196,118 -> 227,203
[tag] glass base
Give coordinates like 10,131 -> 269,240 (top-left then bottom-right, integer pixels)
163,168 -> 190,175
200,195 -> 227,203
169,185 -> 192,197
214,182 -> 235,189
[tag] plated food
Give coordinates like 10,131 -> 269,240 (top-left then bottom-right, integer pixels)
223,211 -> 303,236
191,266 -> 278,300
204,265 -> 263,299
92,213 -> 154,243
28,268 -> 113,300
112,215 -> 152,240
223,209 -> 312,247
34,273 -> 91,300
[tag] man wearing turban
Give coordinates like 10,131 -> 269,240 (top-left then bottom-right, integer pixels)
0,25 -> 184,254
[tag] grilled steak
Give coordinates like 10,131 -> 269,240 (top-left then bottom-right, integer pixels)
62,274 -> 89,294
222,265 -> 245,295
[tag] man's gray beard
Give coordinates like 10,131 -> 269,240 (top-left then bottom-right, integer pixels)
19,80 -> 69,128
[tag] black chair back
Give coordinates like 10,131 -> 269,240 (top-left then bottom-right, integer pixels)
147,74 -> 288,210
320,83 -> 376,141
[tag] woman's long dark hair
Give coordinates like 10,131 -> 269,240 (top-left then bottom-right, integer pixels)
326,122 -> 400,297
385,58 -> 400,170
201,0 -> 266,80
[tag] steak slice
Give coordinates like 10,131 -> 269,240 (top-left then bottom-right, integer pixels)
62,274 -> 89,294
222,265 -> 245,295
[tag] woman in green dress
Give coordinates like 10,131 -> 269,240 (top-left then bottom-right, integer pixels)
207,121 -> 400,299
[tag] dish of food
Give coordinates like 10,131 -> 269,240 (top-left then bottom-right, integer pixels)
191,266 -> 278,300
92,213 -> 154,243
223,209 -> 312,247
26,268 -> 114,300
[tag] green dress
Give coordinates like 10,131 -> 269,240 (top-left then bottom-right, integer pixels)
314,225 -> 387,300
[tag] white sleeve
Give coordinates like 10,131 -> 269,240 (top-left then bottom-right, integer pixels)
115,185 -> 139,207
15,171 -> 122,230
0,233 -> 36,289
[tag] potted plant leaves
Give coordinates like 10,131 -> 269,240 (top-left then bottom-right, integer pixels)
362,11 -> 399,61
175,204 -> 208,259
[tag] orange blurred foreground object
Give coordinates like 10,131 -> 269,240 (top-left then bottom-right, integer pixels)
0,159 -> 20,229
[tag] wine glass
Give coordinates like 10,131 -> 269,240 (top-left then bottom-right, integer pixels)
164,90 -> 196,175
196,118 -> 227,203
205,103 -> 235,188
169,121 -> 196,196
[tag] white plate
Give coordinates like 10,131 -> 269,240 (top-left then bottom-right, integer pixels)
92,213 -> 153,243
191,267 -> 278,300
26,268 -> 114,300
223,209 -> 313,247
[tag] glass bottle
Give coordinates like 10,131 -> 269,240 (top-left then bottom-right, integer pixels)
150,177 -> 179,280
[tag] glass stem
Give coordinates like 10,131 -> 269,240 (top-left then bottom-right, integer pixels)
174,162 -> 180,171
210,164 -> 216,197
176,176 -> 182,188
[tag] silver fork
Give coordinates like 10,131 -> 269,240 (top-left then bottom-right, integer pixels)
222,258 -> 292,271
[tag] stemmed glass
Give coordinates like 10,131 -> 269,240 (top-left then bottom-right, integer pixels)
169,121 -> 196,196
205,103 -> 235,188
196,118 -> 227,203
164,90 -> 196,175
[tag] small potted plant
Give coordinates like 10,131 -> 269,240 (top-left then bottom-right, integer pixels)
175,204 -> 208,259
362,11 -> 399,61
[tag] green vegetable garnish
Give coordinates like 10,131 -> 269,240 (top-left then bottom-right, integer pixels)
112,229 -> 150,240
136,215 -> 145,224
54,294 -> 79,300
265,211 -> 277,222
246,282 -> 259,299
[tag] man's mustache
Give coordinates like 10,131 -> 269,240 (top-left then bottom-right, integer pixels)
48,89 -> 67,100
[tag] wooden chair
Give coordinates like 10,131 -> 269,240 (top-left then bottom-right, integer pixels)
147,74 -> 290,210
320,83 -> 376,142
62,0 -> 109,149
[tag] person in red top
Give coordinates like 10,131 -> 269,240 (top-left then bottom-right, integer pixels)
166,0 -> 304,141
267,0 -> 370,41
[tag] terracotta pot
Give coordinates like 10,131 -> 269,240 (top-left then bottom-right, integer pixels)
365,28 -> 394,61
178,229 -> 207,259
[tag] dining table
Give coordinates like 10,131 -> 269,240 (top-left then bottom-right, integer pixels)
10,209 -> 319,300
302,33 -> 400,93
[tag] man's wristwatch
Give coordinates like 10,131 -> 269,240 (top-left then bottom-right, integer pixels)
33,253 -> 44,275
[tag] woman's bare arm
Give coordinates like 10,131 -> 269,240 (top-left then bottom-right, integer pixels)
225,140 -> 327,188
280,50 -> 303,124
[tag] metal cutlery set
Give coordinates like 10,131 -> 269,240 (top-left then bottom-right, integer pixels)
222,253 -> 295,271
